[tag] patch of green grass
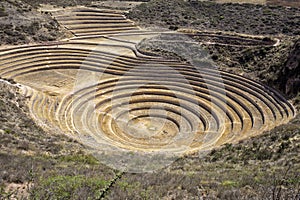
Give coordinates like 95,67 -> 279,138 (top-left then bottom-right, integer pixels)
118,180 -> 140,192
114,180 -> 156,199
222,180 -> 238,187
30,175 -> 109,199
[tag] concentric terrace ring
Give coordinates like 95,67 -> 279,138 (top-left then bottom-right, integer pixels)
0,7 -> 295,172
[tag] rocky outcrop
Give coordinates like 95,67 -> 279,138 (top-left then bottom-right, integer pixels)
279,39 -> 300,97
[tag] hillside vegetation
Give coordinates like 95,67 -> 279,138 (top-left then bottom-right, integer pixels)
128,0 -> 300,36
0,0 -> 67,45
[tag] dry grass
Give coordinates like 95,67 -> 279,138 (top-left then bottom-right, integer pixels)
267,0 -> 300,7
215,0 -> 266,4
